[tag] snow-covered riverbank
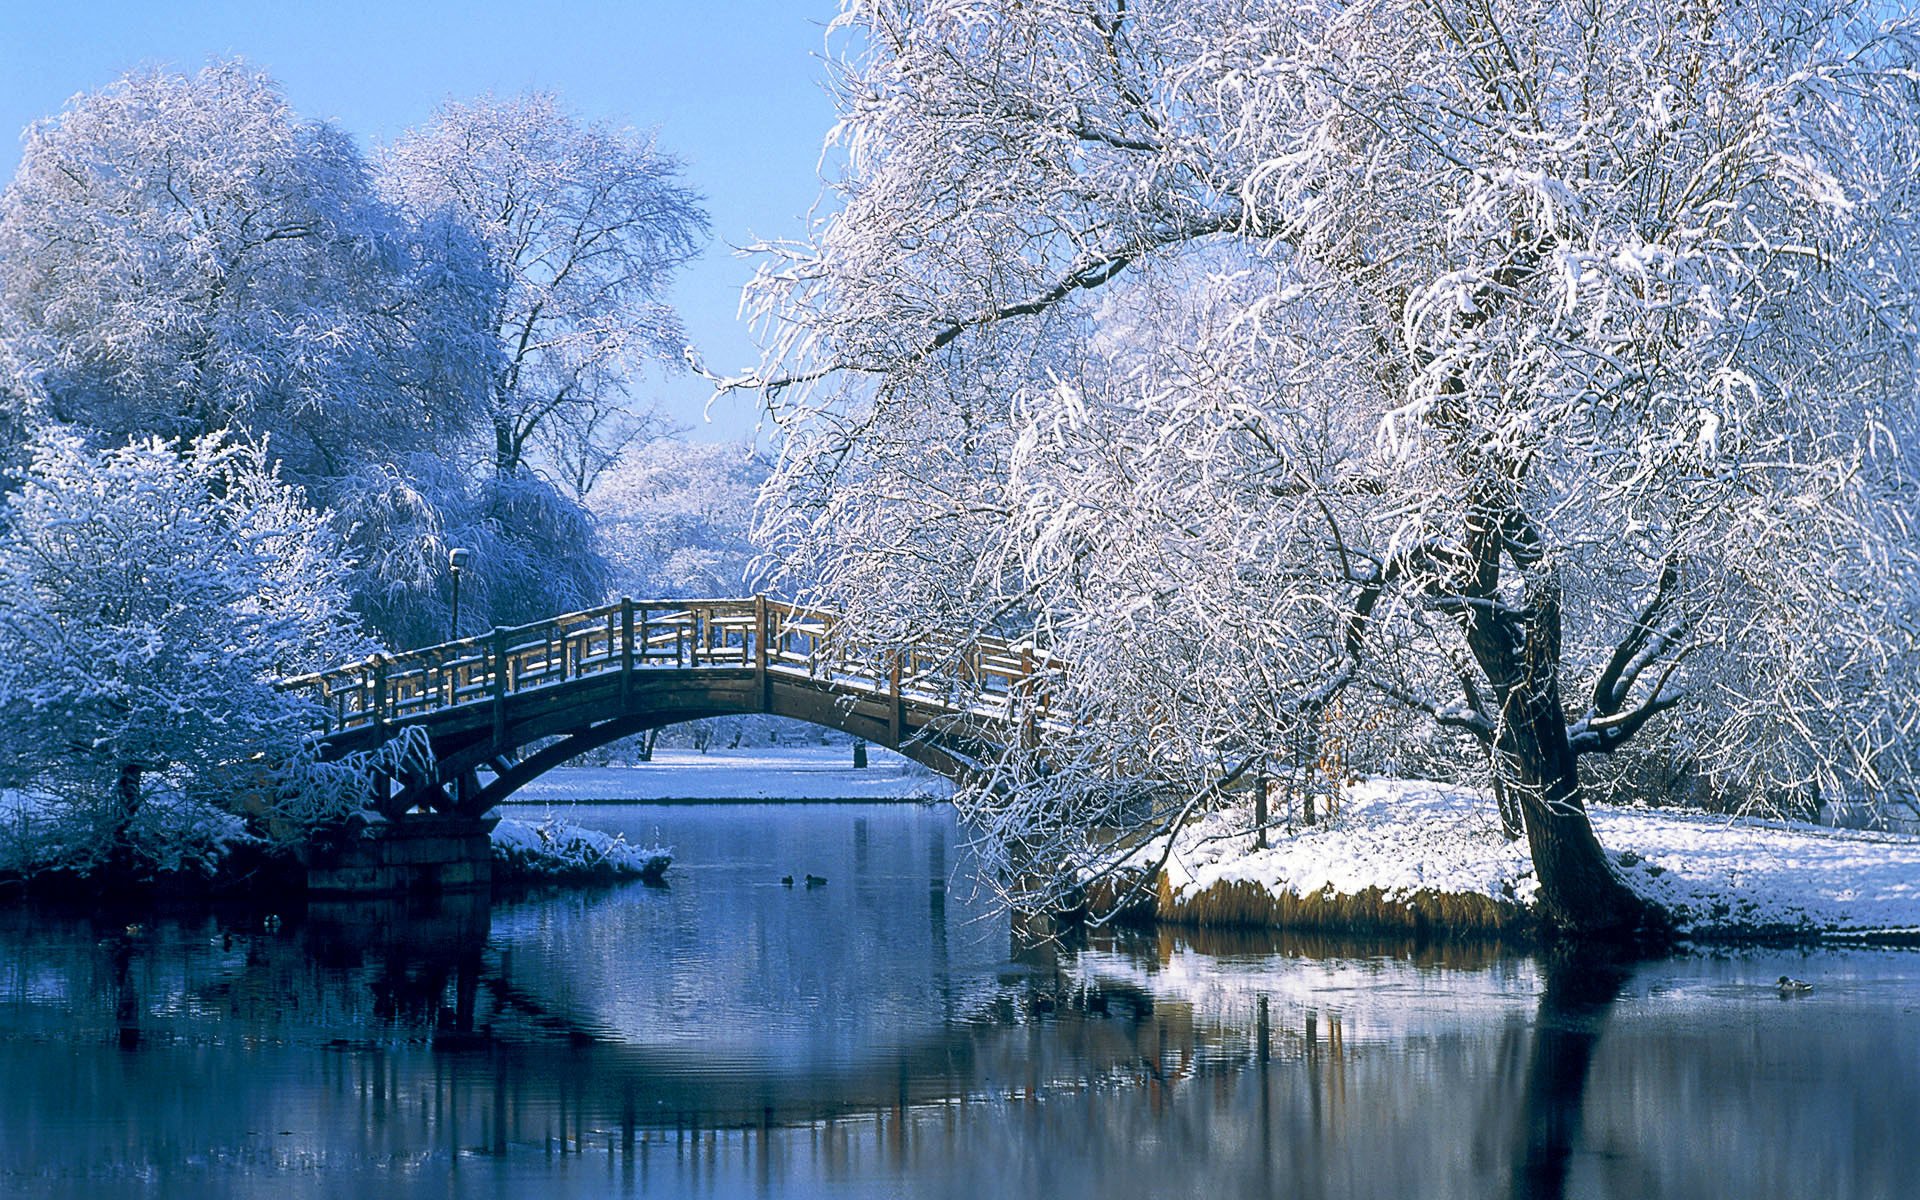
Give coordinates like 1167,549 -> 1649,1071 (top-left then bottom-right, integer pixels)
1145,779 -> 1920,941
507,746 -> 953,804
491,814 -> 670,884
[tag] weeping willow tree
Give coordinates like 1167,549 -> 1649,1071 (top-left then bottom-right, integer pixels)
737,0 -> 1920,936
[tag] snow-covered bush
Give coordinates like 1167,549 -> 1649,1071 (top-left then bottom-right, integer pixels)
491,812 -> 670,884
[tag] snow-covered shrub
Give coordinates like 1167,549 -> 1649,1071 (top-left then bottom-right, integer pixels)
1,780 -> 252,880
491,812 -> 670,884
267,725 -> 436,844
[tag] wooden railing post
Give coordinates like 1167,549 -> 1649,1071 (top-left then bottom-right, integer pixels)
754,595 -> 770,709
621,598 -> 635,710
490,626 -> 509,750
888,651 -> 904,747
371,654 -> 388,729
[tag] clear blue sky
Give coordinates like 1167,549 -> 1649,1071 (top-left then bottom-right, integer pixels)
0,0 -> 845,442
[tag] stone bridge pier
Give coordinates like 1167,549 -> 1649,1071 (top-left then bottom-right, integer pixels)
307,815 -> 499,897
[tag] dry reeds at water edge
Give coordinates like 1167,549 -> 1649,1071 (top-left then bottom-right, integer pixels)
1156,877 -> 1531,938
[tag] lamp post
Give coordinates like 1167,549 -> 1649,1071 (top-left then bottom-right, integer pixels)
448,547 -> 472,642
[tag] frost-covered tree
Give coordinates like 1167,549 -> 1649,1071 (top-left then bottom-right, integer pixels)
0,60 -> 525,649
0,430 -> 372,879
382,92 -> 709,480
592,438 -> 772,598
743,0 -> 1920,934
0,63 -> 640,649
0,60 -> 495,489
328,454 -> 610,644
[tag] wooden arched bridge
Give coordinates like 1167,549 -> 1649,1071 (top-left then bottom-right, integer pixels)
281,596 -> 1048,819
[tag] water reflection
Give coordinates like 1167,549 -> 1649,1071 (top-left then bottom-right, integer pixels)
1509,948 -> 1629,1200
0,803 -> 1914,1199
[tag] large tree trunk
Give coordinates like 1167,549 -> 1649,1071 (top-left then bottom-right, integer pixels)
493,414 -> 520,475
104,761 -> 144,881
1485,747 -> 1524,841
1460,507 -> 1656,939
1497,694 -> 1648,937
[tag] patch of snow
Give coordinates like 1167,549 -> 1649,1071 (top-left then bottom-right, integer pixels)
1146,779 -> 1538,909
1144,778 -> 1920,938
492,813 -> 670,883
508,746 -> 953,803
1594,805 -> 1920,937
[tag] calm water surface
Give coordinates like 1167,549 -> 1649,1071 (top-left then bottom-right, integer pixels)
1,801 -> 1915,1199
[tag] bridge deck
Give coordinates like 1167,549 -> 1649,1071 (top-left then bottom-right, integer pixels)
282,596 -> 1049,743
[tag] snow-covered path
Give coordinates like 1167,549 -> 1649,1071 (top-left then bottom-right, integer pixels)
506,746 -> 954,804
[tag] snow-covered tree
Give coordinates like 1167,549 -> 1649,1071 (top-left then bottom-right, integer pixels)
592,438 -> 772,598
0,430 -> 371,879
742,0 -> 1920,934
0,60 -> 528,649
0,60 -> 495,490
329,453 -> 610,645
0,63 -> 646,649
382,92 -> 709,480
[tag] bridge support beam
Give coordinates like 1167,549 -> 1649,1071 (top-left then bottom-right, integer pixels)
308,814 -> 498,898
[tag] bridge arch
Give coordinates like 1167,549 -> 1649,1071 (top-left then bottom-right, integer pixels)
282,598 -> 1036,817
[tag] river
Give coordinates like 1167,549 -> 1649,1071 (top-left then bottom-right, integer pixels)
1,800 -> 1914,1198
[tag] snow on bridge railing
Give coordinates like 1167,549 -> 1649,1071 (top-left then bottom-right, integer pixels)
278,595 -> 1055,737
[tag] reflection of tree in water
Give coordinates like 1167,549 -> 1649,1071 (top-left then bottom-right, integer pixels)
6,900 -> 1918,1198
304,894 -> 492,1040
1507,946 -> 1630,1200
107,933 -> 141,1050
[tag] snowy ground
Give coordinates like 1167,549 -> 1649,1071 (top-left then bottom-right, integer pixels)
1150,779 -> 1920,940
506,745 -> 954,804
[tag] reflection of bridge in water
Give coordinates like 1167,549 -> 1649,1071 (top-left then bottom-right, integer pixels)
74,893 -> 1513,1141
282,597 -> 1049,818
288,896 -> 1520,1142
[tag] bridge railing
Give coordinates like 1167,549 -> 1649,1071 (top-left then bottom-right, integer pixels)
281,595 -> 1051,737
